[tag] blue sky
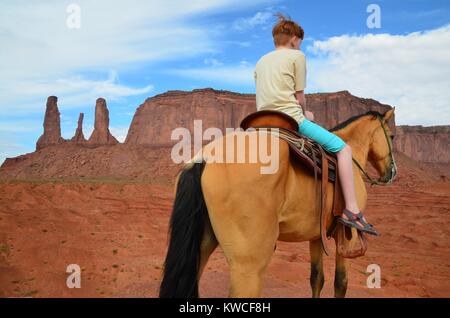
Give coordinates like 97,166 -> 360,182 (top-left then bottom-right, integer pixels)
0,0 -> 449,164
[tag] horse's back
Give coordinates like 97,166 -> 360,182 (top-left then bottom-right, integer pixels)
199,130 -> 290,236
198,130 -> 327,243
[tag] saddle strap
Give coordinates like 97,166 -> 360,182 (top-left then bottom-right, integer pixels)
332,160 -> 341,216
317,145 -> 331,256
310,143 -> 320,251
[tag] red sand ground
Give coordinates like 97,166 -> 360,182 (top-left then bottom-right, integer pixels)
0,153 -> 449,298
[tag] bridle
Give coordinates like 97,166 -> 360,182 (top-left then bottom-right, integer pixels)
351,115 -> 397,186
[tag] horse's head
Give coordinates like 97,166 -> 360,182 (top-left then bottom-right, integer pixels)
366,108 -> 397,184
332,108 -> 398,258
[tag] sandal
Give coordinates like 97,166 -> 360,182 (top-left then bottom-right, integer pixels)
337,208 -> 380,236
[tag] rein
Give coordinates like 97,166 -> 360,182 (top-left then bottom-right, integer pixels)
351,116 -> 397,186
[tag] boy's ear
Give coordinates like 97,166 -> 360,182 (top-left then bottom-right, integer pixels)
289,36 -> 295,48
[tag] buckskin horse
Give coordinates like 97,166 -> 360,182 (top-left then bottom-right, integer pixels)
159,108 -> 396,298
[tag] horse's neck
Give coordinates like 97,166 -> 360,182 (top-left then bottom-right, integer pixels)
334,121 -> 371,168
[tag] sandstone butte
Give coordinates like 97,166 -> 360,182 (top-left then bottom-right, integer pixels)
86,98 -> 119,146
0,88 -> 449,180
70,112 -> 86,145
35,96 -> 64,150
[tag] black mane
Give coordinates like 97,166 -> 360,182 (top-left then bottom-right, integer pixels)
330,110 -> 384,132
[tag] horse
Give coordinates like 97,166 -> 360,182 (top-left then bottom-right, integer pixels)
159,108 -> 396,298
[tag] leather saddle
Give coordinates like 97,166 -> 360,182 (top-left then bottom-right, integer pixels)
241,110 -> 338,181
240,110 -> 363,256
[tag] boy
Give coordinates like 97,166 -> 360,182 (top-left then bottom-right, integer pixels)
253,14 -> 379,236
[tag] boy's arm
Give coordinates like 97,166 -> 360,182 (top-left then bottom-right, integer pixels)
294,53 -> 307,111
295,90 -> 307,111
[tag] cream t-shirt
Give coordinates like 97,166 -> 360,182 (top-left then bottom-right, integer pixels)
254,48 -> 306,124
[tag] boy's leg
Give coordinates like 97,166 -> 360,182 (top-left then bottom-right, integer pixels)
298,118 -> 346,153
298,119 -> 379,235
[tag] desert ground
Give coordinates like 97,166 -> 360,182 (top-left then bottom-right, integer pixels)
0,151 -> 449,298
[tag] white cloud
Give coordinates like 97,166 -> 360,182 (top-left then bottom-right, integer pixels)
203,58 -> 224,67
0,0 -> 269,114
0,0 -> 266,76
306,25 -> 450,126
168,61 -> 254,85
0,71 -> 153,115
110,126 -> 130,143
221,40 -> 252,47
233,11 -> 274,31
0,134 -> 34,166
0,120 -> 42,133
82,125 -> 94,142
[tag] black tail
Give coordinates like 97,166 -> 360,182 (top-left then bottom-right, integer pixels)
159,162 -> 208,298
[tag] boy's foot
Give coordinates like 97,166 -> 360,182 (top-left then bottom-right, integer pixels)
337,208 -> 380,236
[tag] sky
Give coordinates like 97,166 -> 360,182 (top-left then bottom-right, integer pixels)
0,0 -> 449,164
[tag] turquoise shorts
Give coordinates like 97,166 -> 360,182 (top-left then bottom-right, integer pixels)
298,118 -> 346,153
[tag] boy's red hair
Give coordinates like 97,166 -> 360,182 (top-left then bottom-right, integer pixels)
272,13 -> 304,46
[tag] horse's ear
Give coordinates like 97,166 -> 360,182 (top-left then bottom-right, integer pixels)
383,107 -> 395,123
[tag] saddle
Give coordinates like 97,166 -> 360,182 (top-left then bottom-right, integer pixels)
240,110 -> 367,257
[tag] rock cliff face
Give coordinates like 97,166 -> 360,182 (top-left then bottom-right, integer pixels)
70,113 -> 86,144
124,88 -> 395,145
36,96 -> 64,150
393,125 -> 450,163
87,98 -> 118,146
307,91 -> 396,132
125,88 -> 255,145
2,89 -> 449,179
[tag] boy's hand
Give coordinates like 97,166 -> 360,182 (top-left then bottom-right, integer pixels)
304,110 -> 314,121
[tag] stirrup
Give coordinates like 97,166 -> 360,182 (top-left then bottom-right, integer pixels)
337,208 -> 380,236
